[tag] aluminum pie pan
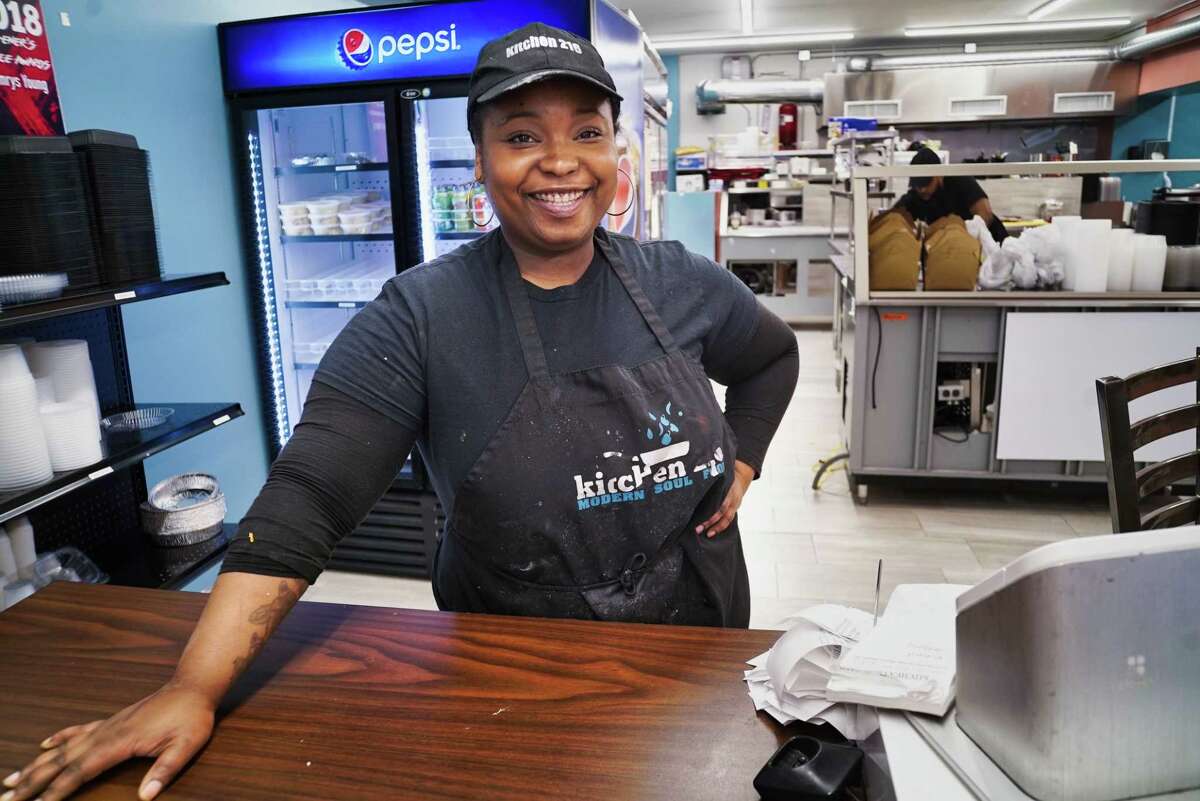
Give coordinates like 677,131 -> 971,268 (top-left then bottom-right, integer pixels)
140,473 -> 226,546
142,520 -> 224,548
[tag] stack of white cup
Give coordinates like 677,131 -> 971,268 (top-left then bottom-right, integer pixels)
1106,229 -> 1137,292
1131,234 -> 1168,292
28,340 -> 101,422
0,344 -> 55,490
40,400 -> 103,470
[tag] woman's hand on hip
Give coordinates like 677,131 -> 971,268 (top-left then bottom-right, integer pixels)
2,680 -> 215,801
695,460 -> 756,538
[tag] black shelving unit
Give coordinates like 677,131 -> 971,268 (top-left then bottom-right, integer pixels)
435,231 -> 485,240
285,300 -> 370,310
0,273 -> 228,329
281,233 -> 394,243
1,274 -> 240,589
274,162 -> 388,176
0,403 -> 243,522
429,159 -> 473,169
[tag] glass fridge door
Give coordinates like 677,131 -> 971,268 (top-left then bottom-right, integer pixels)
412,96 -> 497,262
243,99 -> 395,448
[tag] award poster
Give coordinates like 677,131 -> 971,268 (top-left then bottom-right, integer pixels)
0,0 -> 63,136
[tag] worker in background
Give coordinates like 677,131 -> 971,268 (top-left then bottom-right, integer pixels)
895,145 -> 1009,243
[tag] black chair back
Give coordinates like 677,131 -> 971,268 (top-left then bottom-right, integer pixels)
1095,348 -> 1200,533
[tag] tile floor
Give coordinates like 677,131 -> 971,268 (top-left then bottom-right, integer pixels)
306,329 -> 1112,629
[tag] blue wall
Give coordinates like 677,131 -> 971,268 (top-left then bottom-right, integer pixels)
1113,81 -> 1200,202
665,54 -> 679,191
41,0 -> 362,519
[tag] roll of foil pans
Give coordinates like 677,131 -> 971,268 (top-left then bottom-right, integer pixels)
140,473 -> 226,547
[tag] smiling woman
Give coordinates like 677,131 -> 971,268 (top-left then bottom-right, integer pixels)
0,21 -> 801,801
474,78 -> 620,272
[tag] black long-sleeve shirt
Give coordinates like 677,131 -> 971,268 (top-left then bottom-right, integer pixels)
223,232 -> 799,583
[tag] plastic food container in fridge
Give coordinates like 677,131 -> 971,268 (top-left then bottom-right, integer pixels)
338,208 -> 374,226
278,202 -> 310,221
309,213 -> 339,226
282,222 -> 312,236
341,221 -> 376,235
311,222 -> 343,236
305,199 -> 340,216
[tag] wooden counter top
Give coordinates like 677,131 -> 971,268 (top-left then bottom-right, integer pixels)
0,583 -> 787,800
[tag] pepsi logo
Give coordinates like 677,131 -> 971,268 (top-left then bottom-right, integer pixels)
338,28 -> 373,70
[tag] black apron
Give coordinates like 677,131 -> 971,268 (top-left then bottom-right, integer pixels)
432,229 -> 750,627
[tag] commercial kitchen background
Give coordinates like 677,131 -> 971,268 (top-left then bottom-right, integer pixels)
24,0 -> 1200,624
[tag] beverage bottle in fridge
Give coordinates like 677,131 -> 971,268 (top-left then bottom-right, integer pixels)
452,184 -> 472,232
472,189 -> 494,230
434,184 -> 454,232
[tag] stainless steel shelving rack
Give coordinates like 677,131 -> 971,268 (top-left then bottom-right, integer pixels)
834,159 -> 1200,499
0,272 -> 243,588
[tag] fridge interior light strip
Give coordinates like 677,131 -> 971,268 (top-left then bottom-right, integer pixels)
414,103 -> 438,262
247,132 -> 290,447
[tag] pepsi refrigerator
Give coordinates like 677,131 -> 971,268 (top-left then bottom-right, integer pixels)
218,0 -> 644,577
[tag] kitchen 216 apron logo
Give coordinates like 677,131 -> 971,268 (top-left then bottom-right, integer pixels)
573,402 -> 727,512
338,23 -> 461,70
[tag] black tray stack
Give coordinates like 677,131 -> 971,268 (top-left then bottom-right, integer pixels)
69,129 -> 162,284
0,135 -> 100,303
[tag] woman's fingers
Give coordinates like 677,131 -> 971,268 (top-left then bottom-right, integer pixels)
5,722 -> 132,801
695,509 -> 722,534
3,743 -> 76,801
706,504 -> 737,538
138,739 -> 200,801
697,495 -> 739,537
34,740 -> 133,801
40,722 -> 103,750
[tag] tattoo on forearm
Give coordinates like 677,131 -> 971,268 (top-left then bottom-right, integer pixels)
231,581 -> 300,675
248,580 -> 300,625
231,631 -> 264,675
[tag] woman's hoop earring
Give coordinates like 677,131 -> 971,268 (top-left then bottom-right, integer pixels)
469,181 -> 495,229
609,166 -> 637,219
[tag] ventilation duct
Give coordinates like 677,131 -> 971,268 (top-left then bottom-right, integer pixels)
695,78 -> 824,105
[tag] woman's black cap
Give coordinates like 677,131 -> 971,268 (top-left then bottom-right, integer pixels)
467,22 -> 623,124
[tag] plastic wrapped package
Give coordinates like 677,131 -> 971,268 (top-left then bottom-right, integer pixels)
1003,237 -> 1039,289
1018,224 -> 1066,288
965,215 -> 1000,261
978,248 -> 1016,290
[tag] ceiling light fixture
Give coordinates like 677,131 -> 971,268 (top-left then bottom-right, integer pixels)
1028,0 -> 1076,21
655,31 -> 855,54
905,17 -> 1130,37
740,0 -> 753,34
850,47 -> 1112,70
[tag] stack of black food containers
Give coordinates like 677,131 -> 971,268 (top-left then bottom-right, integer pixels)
69,129 -> 162,284
0,135 -> 99,304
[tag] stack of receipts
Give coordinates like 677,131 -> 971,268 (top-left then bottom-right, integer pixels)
744,584 -> 969,740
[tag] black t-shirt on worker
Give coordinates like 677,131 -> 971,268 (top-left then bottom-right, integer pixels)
222,230 -> 799,584
897,175 -> 1009,242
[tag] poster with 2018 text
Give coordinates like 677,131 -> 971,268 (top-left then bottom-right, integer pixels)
0,0 -> 63,136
